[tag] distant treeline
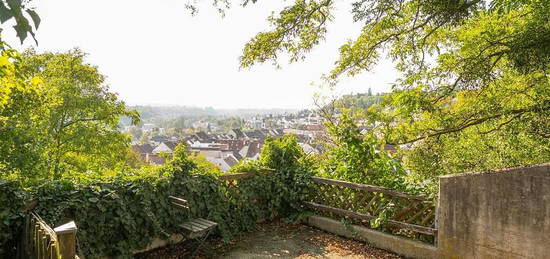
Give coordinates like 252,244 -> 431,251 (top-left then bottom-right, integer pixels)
120,105 -> 299,127
337,92 -> 384,109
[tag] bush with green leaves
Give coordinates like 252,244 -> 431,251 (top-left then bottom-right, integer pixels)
318,112 -> 414,192
0,136 -> 311,258
0,181 -> 30,256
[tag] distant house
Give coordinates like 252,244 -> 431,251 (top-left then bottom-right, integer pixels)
247,118 -> 265,130
222,155 -> 239,170
215,139 -> 248,151
303,124 -> 324,131
132,143 -> 154,154
298,143 -> 320,155
152,141 -> 179,154
131,144 -> 154,160
150,135 -> 168,145
228,129 -> 245,139
230,151 -> 243,160
243,130 -> 265,140
260,129 -> 284,138
146,154 -> 166,165
142,123 -> 156,132
200,150 -> 239,171
239,142 -> 261,160
194,131 -> 212,142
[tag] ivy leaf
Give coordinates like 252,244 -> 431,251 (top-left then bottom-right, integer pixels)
88,197 -> 99,203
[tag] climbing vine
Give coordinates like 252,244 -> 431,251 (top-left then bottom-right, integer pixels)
0,135 -> 311,258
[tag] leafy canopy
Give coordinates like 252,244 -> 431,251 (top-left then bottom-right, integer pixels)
0,48 -> 139,179
235,0 -> 549,178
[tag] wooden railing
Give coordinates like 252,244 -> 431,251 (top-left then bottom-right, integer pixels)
304,177 -> 437,241
20,212 -> 78,259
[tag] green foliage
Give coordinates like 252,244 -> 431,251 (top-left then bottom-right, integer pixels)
0,135 -> 312,258
188,153 -> 223,175
328,91 -> 383,114
0,44 -> 53,176
239,0 -> 550,183
257,135 -> 314,214
0,0 -> 40,44
318,112 -> 412,191
0,181 -> 30,256
403,120 -> 550,184
240,0 -> 333,68
0,48 -> 139,179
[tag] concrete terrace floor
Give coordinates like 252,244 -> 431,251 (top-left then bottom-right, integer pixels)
136,220 -> 403,259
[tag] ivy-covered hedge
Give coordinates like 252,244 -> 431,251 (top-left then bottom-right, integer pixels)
0,181 -> 31,257
0,135 -> 312,258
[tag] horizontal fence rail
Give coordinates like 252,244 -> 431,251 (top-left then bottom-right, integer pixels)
305,176 -> 437,242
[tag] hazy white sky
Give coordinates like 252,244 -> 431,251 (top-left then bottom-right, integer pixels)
5,0 -> 397,109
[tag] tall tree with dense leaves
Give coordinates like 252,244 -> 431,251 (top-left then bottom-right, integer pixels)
0,49 -> 139,179
232,0 -> 549,181
0,42 -> 52,176
21,49 -> 139,177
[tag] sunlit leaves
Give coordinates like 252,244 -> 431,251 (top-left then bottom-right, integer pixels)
0,48 -> 139,179
240,0 -> 333,68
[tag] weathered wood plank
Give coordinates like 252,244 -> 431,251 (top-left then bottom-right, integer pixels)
170,202 -> 190,211
420,208 -> 435,226
54,220 -> 77,259
180,223 -> 200,232
405,204 -> 432,224
189,220 -> 210,229
310,177 -> 429,201
194,218 -> 218,227
181,223 -> 205,233
302,201 -> 437,235
168,196 -> 189,205
391,201 -> 421,221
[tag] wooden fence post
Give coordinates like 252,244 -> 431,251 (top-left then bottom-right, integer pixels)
54,221 -> 78,259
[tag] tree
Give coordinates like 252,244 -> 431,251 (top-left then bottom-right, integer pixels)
233,0 -> 549,179
0,49 -> 139,179
0,43 -> 52,176
318,112 -> 408,190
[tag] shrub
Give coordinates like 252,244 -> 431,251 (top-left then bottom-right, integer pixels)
0,135 -> 311,258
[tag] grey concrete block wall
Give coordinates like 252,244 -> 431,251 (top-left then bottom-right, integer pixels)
305,215 -> 438,259
437,163 -> 550,258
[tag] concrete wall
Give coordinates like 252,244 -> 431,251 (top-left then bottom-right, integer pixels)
437,164 -> 550,259
305,215 -> 438,259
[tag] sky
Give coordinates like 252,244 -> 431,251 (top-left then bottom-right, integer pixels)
4,0 -> 398,109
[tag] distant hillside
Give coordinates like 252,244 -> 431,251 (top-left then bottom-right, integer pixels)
129,106 -> 298,120
332,91 -> 384,110
121,105 -> 298,127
